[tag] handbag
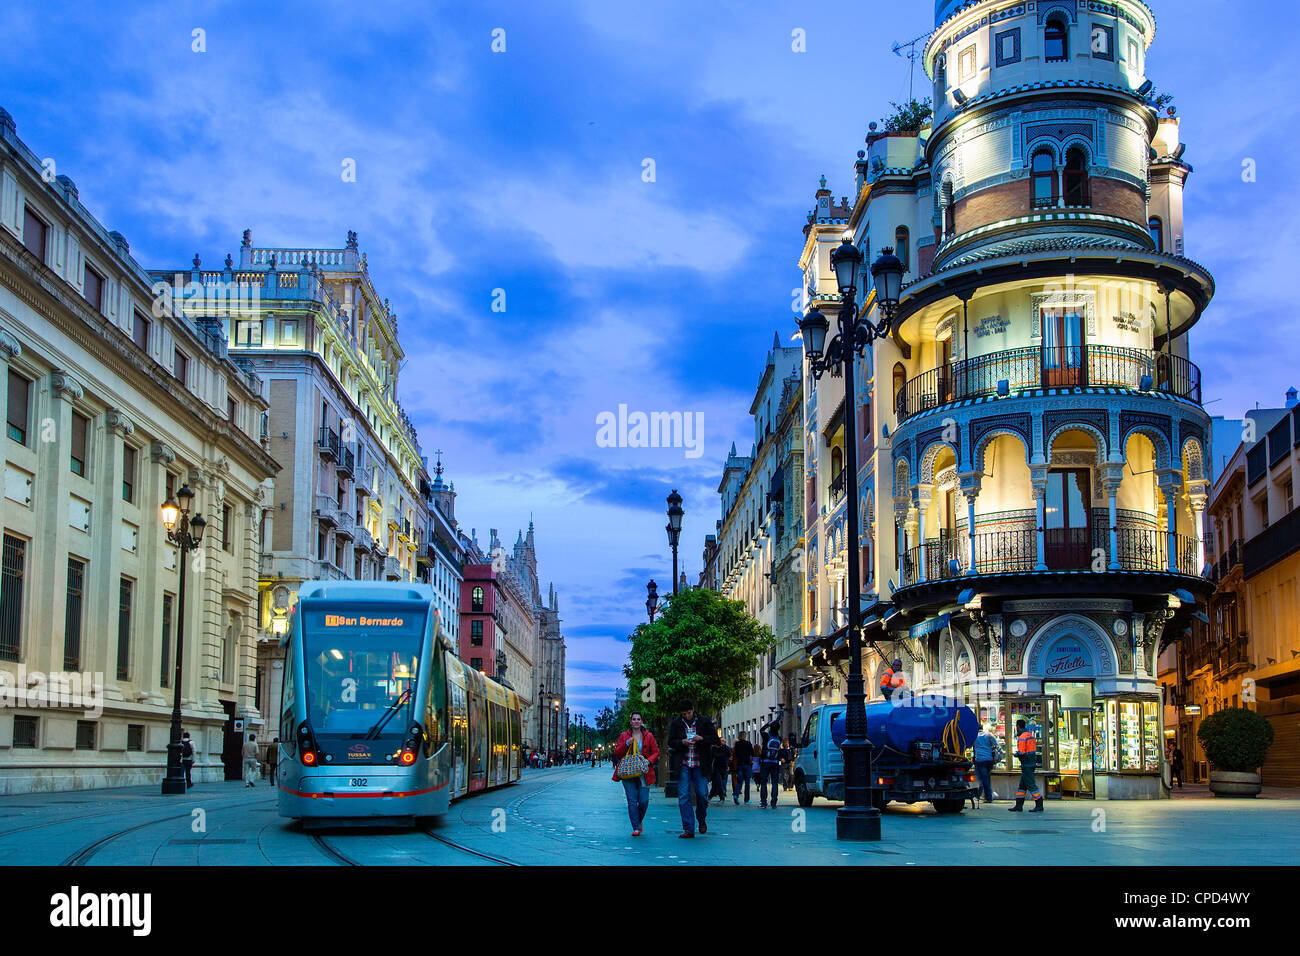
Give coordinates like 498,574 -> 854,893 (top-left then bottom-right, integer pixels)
616,738 -> 650,780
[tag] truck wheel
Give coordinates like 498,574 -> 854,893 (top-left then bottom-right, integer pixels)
932,798 -> 965,814
796,780 -> 813,808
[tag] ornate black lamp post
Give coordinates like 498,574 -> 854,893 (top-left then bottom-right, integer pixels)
160,485 -> 206,795
799,241 -> 904,841
666,491 -> 684,595
552,697 -> 561,754
538,682 -> 546,761
646,579 -> 660,622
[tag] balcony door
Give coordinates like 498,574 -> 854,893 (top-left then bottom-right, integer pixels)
1042,307 -> 1085,387
936,338 -> 954,404
1045,469 -> 1091,570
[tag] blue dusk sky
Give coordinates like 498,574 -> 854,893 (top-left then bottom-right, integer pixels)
3,1 -> 1297,720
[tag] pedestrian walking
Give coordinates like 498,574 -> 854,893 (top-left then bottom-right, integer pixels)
732,731 -> 754,804
1008,719 -> 1043,812
181,731 -> 195,789
612,711 -> 658,837
1171,745 -> 1184,790
264,736 -> 280,783
709,738 -> 731,802
758,711 -> 784,808
241,733 -> 260,787
973,722 -> 1002,803
782,734 -> 797,791
667,699 -> 720,838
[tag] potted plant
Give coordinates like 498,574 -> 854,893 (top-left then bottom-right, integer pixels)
1196,707 -> 1275,797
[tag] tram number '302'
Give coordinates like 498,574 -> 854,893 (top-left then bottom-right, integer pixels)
349,778 -> 368,787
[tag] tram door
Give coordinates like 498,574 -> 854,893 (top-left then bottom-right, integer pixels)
450,680 -> 467,797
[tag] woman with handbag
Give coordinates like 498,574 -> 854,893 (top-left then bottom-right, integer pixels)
612,711 -> 659,837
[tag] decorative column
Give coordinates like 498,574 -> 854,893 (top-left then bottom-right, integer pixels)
904,506 -> 920,584
1102,463 -> 1124,571
1157,470 -> 1182,573
1030,465 -> 1048,572
958,472 -> 981,574
1187,480 -> 1209,575
915,485 -> 932,581
894,497 -> 908,585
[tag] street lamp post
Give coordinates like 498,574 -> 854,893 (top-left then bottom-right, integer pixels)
666,491 -> 684,596
646,579 -> 659,622
538,683 -> 546,764
565,707 -> 570,759
552,697 -> 560,755
160,486 -> 207,795
799,241 -> 904,841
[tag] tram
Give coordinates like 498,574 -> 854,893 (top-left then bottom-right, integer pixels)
277,581 -> 522,826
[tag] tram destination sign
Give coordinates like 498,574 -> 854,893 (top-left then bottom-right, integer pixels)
324,615 -> 407,628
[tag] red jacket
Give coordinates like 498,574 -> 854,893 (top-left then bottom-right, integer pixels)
611,730 -> 659,785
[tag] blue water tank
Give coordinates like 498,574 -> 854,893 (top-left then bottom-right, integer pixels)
830,698 -> 979,752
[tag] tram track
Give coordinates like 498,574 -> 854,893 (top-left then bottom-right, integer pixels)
419,827 -> 520,866
310,833 -> 362,866
59,795 -> 270,866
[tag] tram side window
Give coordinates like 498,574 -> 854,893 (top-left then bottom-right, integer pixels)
426,652 -> 447,751
468,689 -> 484,774
279,650 -> 297,756
510,707 -> 521,754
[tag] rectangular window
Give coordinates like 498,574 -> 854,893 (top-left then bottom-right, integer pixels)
1,535 -> 26,662
958,45 -> 976,81
7,370 -> 30,444
132,311 -> 150,351
22,207 -> 47,262
64,557 -> 85,670
174,348 -> 189,386
122,443 -> 137,503
281,320 -> 297,343
76,720 -> 97,750
1127,38 -> 1140,75
13,714 -> 38,748
317,529 -> 327,561
995,28 -> 1021,66
161,592 -> 174,688
235,320 -> 263,347
222,504 -> 233,552
83,264 -> 104,312
470,657 -> 483,671
227,397 -> 238,425
117,576 -> 133,680
70,411 -> 89,477
166,470 -> 176,503
1091,23 -> 1114,60
127,724 -> 145,752
471,620 -> 484,646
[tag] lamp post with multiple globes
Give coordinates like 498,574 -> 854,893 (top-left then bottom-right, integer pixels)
160,486 -> 206,795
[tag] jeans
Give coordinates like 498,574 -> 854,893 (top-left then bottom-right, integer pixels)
183,760 -> 194,788
621,776 -> 649,831
735,764 -> 752,801
975,761 -> 994,801
710,767 -> 728,800
243,759 -> 260,785
677,765 -> 710,832
760,763 -> 782,806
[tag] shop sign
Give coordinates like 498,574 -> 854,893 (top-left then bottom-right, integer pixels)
956,649 -> 971,676
1042,639 -> 1093,678
1184,705 -> 1201,715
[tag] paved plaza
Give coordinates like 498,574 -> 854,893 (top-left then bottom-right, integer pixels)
2,766 -> 1298,866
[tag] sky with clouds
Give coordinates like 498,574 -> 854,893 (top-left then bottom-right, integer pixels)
4,0 -> 1297,720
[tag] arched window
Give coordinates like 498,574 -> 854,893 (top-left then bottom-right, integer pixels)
892,362 -> 907,416
831,446 -> 843,482
942,181 -> 955,236
1045,17 -> 1069,62
895,226 -> 910,272
472,586 -> 484,612
1063,146 -> 1089,207
1031,150 -> 1057,208
1148,217 -> 1163,252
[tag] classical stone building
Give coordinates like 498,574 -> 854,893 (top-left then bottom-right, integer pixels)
801,0 -> 1214,799
0,108 -> 278,792
714,336 -> 801,742
149,232 -> 435,730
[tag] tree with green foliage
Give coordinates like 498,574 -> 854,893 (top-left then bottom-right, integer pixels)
623,587 -> 775,726
881,98 -> 933,134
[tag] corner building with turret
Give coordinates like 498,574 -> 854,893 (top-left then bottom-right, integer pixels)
800,0 -> 1212,799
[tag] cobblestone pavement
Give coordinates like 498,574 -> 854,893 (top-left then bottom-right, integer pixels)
3,765 -> 1297,865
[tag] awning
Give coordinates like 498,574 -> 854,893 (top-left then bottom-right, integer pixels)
1247,657 -> 1300,684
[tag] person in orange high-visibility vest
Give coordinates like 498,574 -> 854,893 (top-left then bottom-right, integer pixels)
879,660 -> 908,701
1008,719 -> 1044,812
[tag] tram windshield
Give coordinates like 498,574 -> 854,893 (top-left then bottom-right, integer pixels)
302,608 -> 424,738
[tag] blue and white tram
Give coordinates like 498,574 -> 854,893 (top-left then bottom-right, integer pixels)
277,581 -> 522,826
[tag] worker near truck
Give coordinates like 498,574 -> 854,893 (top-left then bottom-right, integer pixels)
879,660 -> 907,701
973,723 -> 1002,803
1008,719 -> 1044,812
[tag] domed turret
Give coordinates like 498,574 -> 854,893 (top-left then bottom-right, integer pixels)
935,0 -> 969,25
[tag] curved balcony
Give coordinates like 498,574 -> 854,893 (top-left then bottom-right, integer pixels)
900,527 -> 1198,587
894,346 -> 1202,424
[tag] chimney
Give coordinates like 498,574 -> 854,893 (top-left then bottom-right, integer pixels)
1286,387 -> 1297,409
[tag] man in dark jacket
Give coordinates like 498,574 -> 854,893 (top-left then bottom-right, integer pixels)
758,710 -> 785,808
667,699 -> 720,837
709,738 -> 731,802
731,731 -> 754,804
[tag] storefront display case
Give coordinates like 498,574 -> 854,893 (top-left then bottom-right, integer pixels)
1098,697 -> 1161,773
981,697 -> 1056,772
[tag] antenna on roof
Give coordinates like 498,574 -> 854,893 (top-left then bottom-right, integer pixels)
891,31 -> 934,103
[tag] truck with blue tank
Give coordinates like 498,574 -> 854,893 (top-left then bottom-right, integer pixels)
793,696 -> 979,814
